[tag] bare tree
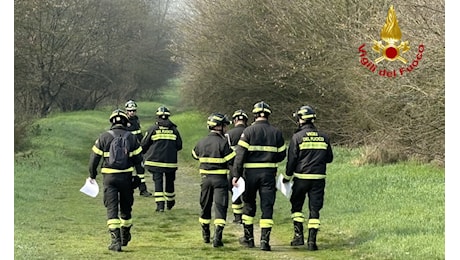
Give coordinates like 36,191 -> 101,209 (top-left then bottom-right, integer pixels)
173,0 -> 444,164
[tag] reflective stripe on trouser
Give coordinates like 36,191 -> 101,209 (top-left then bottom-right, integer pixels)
107,219 -> 121,229
307,218 -> 320,229
200,175 -> 229,224
232,202 -> 243,214
291,212 -> 305,223
120,218 -> 132,228
290,178 -> 325,219
152,171 -> 176,203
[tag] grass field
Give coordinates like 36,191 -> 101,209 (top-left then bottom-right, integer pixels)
14,101 -> 445,259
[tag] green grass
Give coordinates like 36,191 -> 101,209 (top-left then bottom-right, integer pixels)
14,103 -> 445,260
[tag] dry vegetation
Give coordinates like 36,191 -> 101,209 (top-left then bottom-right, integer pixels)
172,0 -> 444,165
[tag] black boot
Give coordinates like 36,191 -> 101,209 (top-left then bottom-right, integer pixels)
239,224 -> 255,248
260,227 -> 272,251
156,201 -> 165,212
120,226 -> 131,246
201,223 -> 210,243
233,213 -> 242,224
307,228 -> 318,251
167,200 -> 175,210
290,221 -> 304,246
139,183 -> 152,197
213,225 -> 224,247
108,228 -> 122,252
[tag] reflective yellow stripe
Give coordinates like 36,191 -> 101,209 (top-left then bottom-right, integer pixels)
107,219 -> 121,229
278,144 -> 286,152
131,130 -> 142,135
144,161 -> 178,168
199,218 -> 212,224
307,218 -> 320,229
101,167 -> 134,173
238,141 -> 285,153
224,151 -> 236,161
299,142 -> 328,150
132,146 -> 142,156
293,173 -> 326,179
238,140 -> 249,148
152,134 -> 177,141
199,157 -> 227,163
191,150 -> 199,159
120,218 -> 132,227
244,163 -> 278,168
214,219 -> 226,226
199,169 -> 229,174
248,145 -> 278,152
242,215 -> 254,225
260,219 -> 274,228
92,146 -> 103,156
103,151 -> 138,158
232,203 -> 243,209
291,212 -> 305,223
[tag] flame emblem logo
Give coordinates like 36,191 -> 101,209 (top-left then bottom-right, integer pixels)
372,5 -> 410,63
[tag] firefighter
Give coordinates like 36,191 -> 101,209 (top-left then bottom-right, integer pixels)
224,109 -> 249,224
141,105 -> 183,212
192,112 -> 235,247
282,105 -> 333,251
125,100 -> 152,197
232,101 -> 286,251
88,109 -> 144,252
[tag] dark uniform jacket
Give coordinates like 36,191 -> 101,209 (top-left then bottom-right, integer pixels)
192,132 -> 236,175
225,124 -> 246,149
89,124 -> 143,178
126,115 -> 143,143
233,120 -> 286,178
141,118 -> 183,172
285,123 -> 333,179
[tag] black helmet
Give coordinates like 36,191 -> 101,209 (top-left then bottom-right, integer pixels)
125,100 -> 138,111
252,101 -> 271,117
294,105 -> 316,121
156,106 -> 171,119
207,113 -> 230,130
232,109 -> 249,121
109,109 -> 129,126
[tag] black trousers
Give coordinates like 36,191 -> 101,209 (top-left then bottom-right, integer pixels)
103,172 -> 134,220
242,170 -> 276,220
200,174 -> 229,221
151,170 -> 176,202
290,178 -> 325,219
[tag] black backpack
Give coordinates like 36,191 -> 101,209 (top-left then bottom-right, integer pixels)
107,130 -> 131,169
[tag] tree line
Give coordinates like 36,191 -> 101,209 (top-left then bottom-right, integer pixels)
14,0 -> 444,165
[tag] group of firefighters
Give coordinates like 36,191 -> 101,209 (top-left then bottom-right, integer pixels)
88,100 -> 333,253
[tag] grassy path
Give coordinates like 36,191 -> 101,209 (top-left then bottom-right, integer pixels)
132,164 -> 311,259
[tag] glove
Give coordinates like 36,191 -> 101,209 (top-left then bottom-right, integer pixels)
282,177 -> 290,183
131,175 -> 141,189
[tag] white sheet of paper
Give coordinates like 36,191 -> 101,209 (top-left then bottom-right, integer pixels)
80,178 -> 99,198
231,177 -> 245,202
276,174 -> 292,199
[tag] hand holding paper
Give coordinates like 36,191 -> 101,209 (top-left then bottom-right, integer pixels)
80,177 -> 99,198
231,177 -> 245,202
276,174 -> 292,199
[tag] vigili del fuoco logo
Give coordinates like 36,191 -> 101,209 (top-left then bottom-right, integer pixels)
358,5 -> 424,78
